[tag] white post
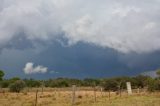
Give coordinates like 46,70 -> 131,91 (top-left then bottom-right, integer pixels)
126,82 -> 132,95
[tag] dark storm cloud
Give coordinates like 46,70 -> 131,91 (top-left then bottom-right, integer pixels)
0,41 -> 160,79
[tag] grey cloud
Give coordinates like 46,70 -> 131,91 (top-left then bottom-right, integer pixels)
0,0 -> 160,53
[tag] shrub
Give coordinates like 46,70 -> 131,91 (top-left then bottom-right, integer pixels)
9,80 -> 26,93
0,80 -> 10,88
148,79 -> 160,92
103,79 -> 118,91
0,70 -> 5,81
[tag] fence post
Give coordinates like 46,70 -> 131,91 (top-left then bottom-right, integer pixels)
137,88 -> 140,94
41,81 -> 44,94
108,90 -> 111,101
94,87 -> 97,102
35,90 -> 38,106
72,85 -> 76,106
100,87 -> 103,97
119,88 -> 122,97
126,82 -> 132,95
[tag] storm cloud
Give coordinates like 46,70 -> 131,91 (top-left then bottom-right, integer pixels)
0,0 -> 160,53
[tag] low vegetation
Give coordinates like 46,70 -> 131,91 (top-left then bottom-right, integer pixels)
1,70 -> 160,92
0,70 -> 160,106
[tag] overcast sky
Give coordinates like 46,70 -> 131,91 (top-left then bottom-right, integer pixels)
0,0 -> 160,79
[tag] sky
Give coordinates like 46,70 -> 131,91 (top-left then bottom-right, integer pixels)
0,0 -> 160,79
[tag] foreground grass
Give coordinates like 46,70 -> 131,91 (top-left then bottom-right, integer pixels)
0,88 -> 160,106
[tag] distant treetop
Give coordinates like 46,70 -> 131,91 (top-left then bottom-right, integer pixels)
0,70 -> 5,81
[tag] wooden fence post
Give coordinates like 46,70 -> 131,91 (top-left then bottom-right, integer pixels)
108,90 -> 111,101
35,90 -> 38,106
72,85 -> 76,106
137,88 -> 140,94
94,87 -> 97,102
100,87 -> 103,97
41,81 -> 44,94
119,88 -> 122,97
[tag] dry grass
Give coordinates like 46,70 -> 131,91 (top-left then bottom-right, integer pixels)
0,88 -> 160,106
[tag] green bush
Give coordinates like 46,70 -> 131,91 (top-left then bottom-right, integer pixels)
0,70 -> 5,81
148,79 -> 160,92
24,79 -> 41,87
9,80 -> 26,93
102,79 -> 118,91
0,80 -> 10,88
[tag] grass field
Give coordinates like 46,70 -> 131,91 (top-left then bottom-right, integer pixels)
0,88 -> 160,106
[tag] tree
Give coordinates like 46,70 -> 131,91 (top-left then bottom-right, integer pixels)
0,70 -> 5,81
83,78 -> 100,87
49,78 -> 69,87
0,80 -> 10,88
148,69 -> 160,91
24,79 -> 41,88
148,79 -> 160,91
102,79 -> 118,91
9,80 -> 26,93
133,75 -> 151,88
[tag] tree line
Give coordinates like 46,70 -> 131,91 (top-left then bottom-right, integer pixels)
0,70 -> 160,92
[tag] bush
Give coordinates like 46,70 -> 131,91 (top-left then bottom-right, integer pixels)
24,79 -> 41,87
148,79 -> 160,92
102,79 -> 118,91
0,80 -> 10,88
0,70 -> 5,81
9,80 -> 26,93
